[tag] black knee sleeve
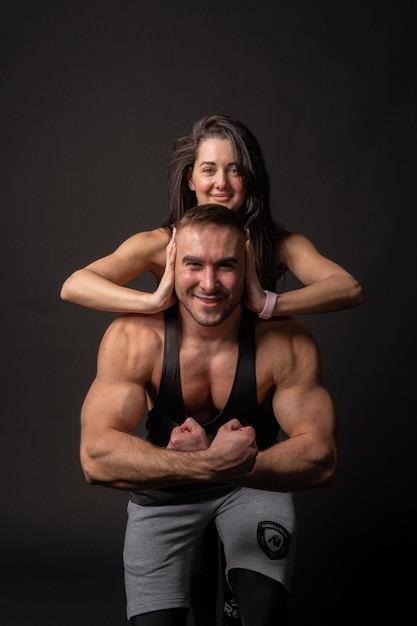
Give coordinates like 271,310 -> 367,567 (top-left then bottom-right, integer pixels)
227,568 -> 288,626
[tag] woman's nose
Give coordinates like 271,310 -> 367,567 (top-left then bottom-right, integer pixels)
214,171 -> 227,188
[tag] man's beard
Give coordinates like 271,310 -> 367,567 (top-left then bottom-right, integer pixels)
179,292 -> 242,327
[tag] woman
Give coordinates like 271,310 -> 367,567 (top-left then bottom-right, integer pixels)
61,113 -> 363,625
61,113 -> 362,317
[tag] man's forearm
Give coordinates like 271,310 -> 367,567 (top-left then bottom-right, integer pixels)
80,420 -> 258,490
81,428 -> 213,490
229,436 -> 338,492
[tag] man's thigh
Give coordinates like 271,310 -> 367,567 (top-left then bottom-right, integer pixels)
123,499 -> 215,620
215,488 -> 298,593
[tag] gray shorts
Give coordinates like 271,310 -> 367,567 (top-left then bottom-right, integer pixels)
123,487 -> 297,619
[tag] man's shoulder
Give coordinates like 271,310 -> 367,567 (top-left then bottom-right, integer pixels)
256,315 -> 318,357
96,312 -> 166,381
255,316 -> 321,383
257,314 -> 313,338
102,312 -> 165,353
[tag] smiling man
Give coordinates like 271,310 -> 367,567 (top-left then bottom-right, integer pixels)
174,210 -> 246,327
80,204 -> 338,626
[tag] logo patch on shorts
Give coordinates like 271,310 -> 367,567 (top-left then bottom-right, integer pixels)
257,521 -> 290,560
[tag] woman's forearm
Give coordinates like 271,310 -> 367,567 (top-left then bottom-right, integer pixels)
60,269 -> 161,313
274,272 -> 363,316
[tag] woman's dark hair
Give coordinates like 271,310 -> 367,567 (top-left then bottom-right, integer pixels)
162,113 -> 287,290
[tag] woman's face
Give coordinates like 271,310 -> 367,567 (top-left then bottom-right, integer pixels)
187,138 -> 246,212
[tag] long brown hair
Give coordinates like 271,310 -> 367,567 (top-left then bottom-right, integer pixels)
162,114 -> 287,290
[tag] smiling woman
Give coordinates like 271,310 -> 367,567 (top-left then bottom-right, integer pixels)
61,114 -> 362,318
187,138 -> 247,210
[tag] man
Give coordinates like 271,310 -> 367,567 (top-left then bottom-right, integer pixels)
80,204 -> 338,626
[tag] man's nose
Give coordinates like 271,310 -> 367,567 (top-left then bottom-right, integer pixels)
200,267 -> 217,292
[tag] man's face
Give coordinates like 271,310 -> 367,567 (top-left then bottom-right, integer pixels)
174,224 -> 246,327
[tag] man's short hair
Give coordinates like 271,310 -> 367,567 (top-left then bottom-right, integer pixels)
176,204 -> 246,238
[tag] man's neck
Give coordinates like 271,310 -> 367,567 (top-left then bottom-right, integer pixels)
177,302 -> 243,345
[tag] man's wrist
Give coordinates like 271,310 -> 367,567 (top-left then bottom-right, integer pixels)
258,290 -> 278,319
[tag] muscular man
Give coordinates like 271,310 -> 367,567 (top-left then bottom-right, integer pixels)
80,204 -> 338,626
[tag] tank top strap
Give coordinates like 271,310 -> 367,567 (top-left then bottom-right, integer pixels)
224,307 -> 259,418
161,304 -> 186,419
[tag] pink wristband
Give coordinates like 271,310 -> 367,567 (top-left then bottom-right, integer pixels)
258,290 -> 278,319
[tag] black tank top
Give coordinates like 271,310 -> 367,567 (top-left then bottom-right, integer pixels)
129,305 -> 280,505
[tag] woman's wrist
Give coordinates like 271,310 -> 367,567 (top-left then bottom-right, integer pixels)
258,290 -> 278,319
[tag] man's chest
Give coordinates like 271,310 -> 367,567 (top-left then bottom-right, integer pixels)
178,349 -> 238,422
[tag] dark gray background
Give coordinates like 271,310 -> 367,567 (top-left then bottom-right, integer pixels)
2,1 -> 415,624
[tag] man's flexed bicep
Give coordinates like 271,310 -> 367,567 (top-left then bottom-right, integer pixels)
80,377 -> 148,477
272,381 -> 338,488
271,321 -> 338,489
80,315 -> 154,489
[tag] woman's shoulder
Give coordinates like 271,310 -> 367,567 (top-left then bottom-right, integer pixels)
278,230 -> 318,262
114,227 -> 171,270
123,226 -> 170,249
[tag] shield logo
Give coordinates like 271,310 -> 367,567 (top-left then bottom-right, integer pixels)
257,521 -> 290,560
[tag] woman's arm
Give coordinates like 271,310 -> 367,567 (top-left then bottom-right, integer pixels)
60,228 -> 176,313
245,231 -> 364,317
62,225 -> 363,317
275,232 -> 364,315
